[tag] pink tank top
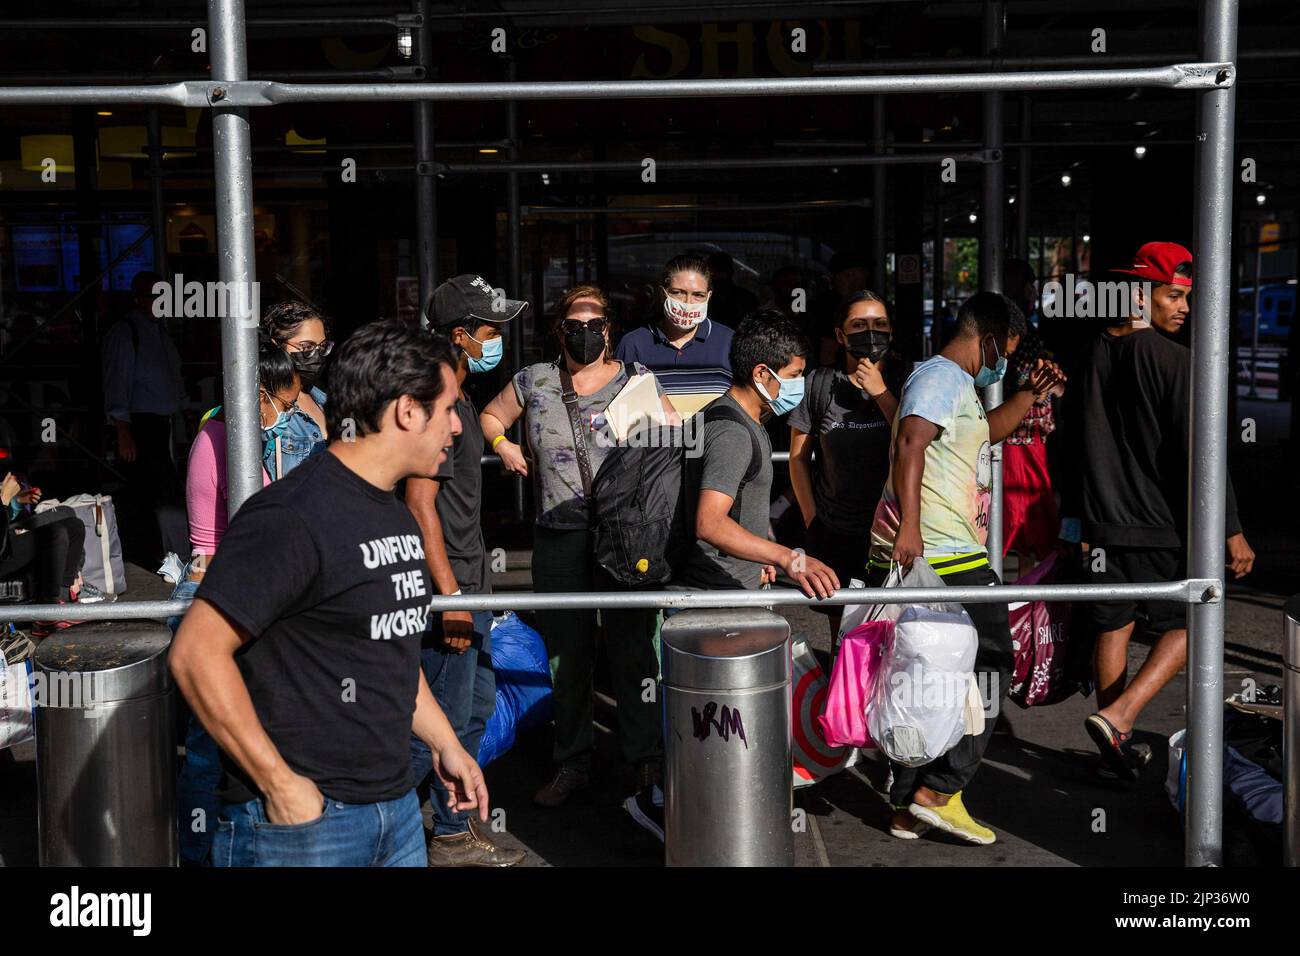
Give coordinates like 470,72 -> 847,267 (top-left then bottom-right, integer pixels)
186,418 -> 271,555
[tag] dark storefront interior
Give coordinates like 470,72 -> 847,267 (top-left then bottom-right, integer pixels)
0,1 -> 1297,569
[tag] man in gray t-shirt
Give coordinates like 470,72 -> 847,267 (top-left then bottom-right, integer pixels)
674,309 -> 838,598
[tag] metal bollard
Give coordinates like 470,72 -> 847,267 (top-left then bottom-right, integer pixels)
662,608 -> 793,866
1285,594 -> 1300,867
34,621 -> 177,866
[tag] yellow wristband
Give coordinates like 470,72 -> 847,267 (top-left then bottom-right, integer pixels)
491,434 -> 508,451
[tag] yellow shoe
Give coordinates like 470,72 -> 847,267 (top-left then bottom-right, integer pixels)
908,791 -> 996,845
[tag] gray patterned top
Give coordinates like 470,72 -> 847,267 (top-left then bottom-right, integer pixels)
513,359 -> 663,529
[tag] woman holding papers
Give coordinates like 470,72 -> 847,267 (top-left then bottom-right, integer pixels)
481,285 -> 677,813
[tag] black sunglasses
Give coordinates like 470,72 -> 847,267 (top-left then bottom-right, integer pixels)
559,318 -> 609,335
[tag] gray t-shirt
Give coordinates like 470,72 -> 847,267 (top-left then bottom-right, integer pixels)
677,393 -> 772,590
513,360 -> 662,530
787,367 -> 893,535
433,394 -> 489,595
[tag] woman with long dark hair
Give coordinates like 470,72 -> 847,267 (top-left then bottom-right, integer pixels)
789,289 -> 904,638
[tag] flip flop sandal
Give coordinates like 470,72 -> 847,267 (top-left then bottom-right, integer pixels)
1097,741 -> 1152,781
1085,713 -> 1139,782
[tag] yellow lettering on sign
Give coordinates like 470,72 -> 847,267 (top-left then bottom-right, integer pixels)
630,25 -> 691,79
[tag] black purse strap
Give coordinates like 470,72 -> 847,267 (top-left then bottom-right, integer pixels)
557,362 -> 594,499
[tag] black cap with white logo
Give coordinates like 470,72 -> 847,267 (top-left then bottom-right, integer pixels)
424,274 -> 528,330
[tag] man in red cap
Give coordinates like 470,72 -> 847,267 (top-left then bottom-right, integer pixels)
1061,241 -> 1255,781
1115,241 -> 1194,335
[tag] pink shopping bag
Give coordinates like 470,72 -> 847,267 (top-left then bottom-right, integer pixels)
817,619 -> 894,748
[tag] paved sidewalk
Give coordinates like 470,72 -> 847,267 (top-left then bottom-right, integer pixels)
0,555 -> 1287,867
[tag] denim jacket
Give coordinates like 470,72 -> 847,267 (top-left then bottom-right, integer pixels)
263,386 -> 327,480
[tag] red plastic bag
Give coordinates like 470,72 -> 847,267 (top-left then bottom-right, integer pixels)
1008,552 -> 1079,708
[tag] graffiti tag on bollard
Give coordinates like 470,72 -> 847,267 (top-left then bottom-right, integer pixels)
690,701 -> 749,749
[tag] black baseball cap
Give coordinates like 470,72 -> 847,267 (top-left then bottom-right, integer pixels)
424,274 -> 528,329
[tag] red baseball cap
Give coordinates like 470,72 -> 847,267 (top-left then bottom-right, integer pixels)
1114,241 -> 1193,287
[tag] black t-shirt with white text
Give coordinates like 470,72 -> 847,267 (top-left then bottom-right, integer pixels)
197,449 -> 431,805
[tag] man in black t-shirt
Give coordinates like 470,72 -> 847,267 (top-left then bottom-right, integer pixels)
171,320 -> 489,867
1061,242 -> 1256,782
406,275 -> 527,867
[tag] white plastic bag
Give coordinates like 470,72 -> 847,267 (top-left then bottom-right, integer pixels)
0,659 -> 35,751
839,560 -> 965,638
866,562 -> 978,767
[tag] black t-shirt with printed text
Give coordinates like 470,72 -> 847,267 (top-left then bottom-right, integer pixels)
196,449 -> 432,805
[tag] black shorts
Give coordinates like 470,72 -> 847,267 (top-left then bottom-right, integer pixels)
804,516 -> 871,614
1082,545 -> 1187,637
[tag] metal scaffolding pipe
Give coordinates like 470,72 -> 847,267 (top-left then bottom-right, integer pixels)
981,1 -> 1007,580
1015,96 -> 1031,260
0,15 -> 407,31
1184,0 -> 1239,868
208,0 -> 262,516
5,68 -> 427,84
0,64 -> 1235,108
815,47 -> 1293,73
146,108 -> 168,277
0,578 -> 1219,624
506,57 -> 526,522
440,152 -> 992,174
872,96 -> 888,291
519,200 -> 869,215
413,0 -> 437,319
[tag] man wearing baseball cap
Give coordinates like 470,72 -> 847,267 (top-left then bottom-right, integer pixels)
1061,241 -> 1255,782
406,274 -> 527,866
1113,241 -> 1195,335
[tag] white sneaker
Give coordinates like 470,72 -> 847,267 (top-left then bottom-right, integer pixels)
157,552 -> 186,585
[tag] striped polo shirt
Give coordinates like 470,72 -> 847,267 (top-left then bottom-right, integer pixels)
614,318 -> 734,416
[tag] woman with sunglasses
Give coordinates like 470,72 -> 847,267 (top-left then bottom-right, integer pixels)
481,285 -> 677,811
172,338 -> 301,866
261,301 -> 331,474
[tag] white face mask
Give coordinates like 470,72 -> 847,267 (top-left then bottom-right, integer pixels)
663,295 -> 708,330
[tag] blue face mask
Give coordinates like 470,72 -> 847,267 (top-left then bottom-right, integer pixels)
467,331 -> 503,374
756,366 -> 805,417
973,337 -> 1008,388
261,396 -> 294,443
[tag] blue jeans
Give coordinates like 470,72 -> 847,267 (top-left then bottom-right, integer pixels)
168,573 -> 223,867
409,608 -> 495,837
210,789 -> 424,867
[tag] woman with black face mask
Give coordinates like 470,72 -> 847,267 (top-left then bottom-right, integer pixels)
481,285 -> 677,812
788,289 -> 905,639
260,301 -> 331,476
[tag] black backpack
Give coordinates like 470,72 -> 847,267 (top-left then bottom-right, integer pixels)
586,396 -> 763,588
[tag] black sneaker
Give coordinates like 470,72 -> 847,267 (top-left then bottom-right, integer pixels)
623,784 -> 664,842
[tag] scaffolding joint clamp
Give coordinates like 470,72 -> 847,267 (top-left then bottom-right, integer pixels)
1193,579 -> 1225,604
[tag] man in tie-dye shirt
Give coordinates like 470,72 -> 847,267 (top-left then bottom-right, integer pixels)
866,292 -> 1065,847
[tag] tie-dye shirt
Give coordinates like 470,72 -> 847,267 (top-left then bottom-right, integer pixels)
869,356 -> 991,564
